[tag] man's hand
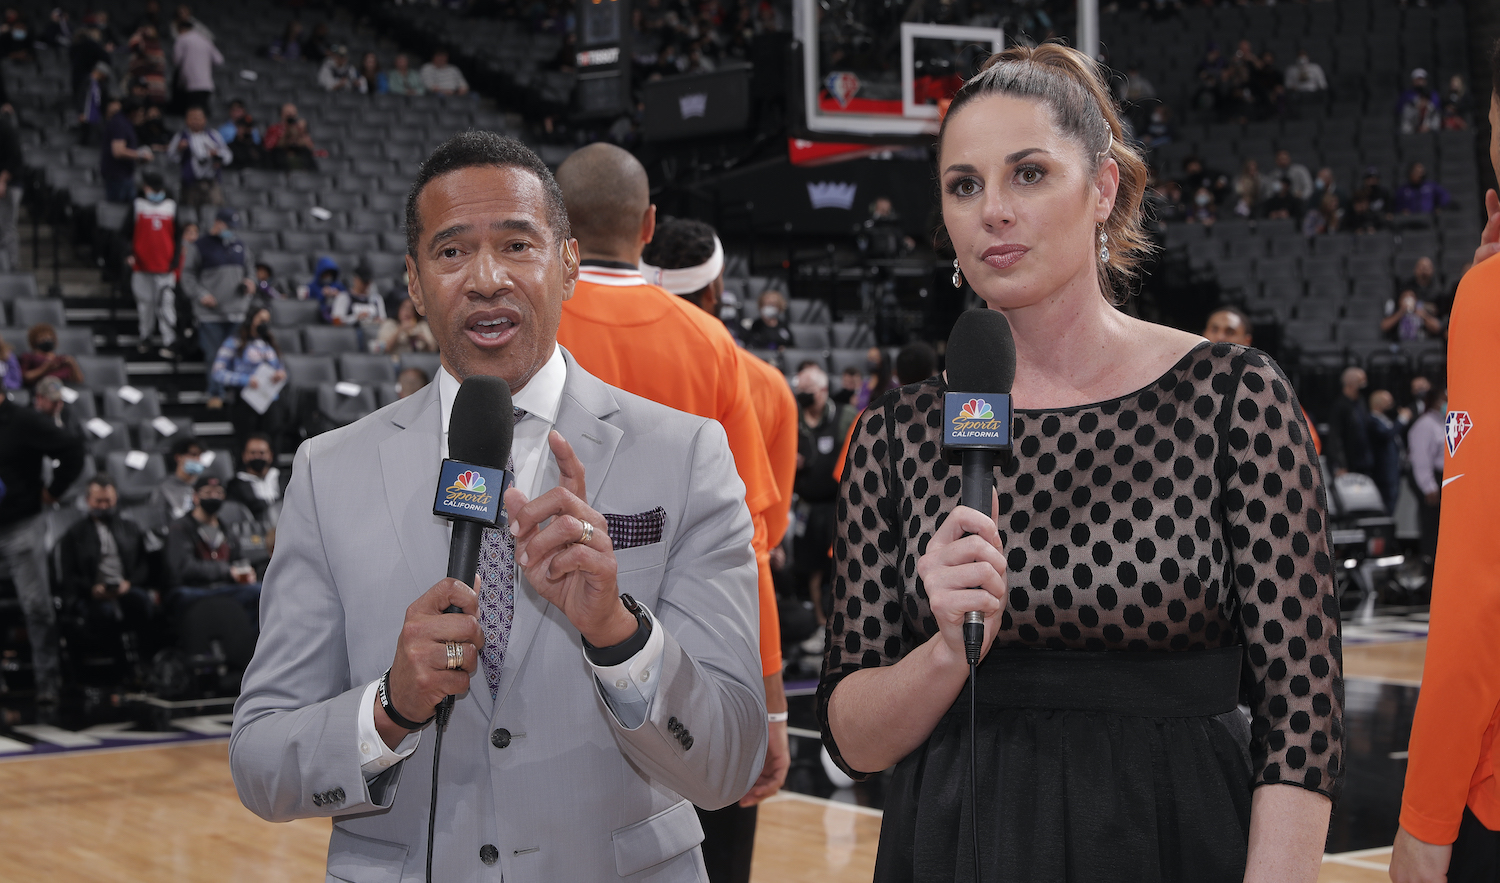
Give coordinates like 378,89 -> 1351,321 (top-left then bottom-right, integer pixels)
198,293 -> 217,309
1389,825 -> 1451,883
1476,189 -> 1500,268
1425,490 -> 1440,507
91,583 -> 109,600
375,578 -> 484,749
741,719 -> 790,806
504,430 -> 634,648
117,579 -> 131,596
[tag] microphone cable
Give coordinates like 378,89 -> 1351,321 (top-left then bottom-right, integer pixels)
426,699 -> 454,883
969,659 -> 981,883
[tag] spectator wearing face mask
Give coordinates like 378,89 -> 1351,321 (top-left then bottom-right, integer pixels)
1284,51 -> 1327,93
18,323 -> 84,390
226,432 -> 282,529
164,474 -> 260,620
791,364 -> 857,635
1395,162 -> 1452,214
183,207 -> 252,406
211,306 -> 287,456
126,170 -> 180,357
744,289 -> 793,350
853,346 -> 897,411
1382,289 -> 1444,342
150,436 -> 207,526
56,474 -> 159,659
166,106 -> 231,209
1189,186 -> 1219,225
1366,389 -> 1404,514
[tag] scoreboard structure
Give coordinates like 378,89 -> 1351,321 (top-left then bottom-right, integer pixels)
574,0 -> 632,118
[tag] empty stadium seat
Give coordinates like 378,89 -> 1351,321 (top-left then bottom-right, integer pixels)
316,381 -> 377,429
201,449 -> 235,483
829,348 -> 870,378
788,323 -> 831,350
334,232 -> 380,253
398,352 -> 442,381
338,353 -> 398,384
86,418 -> 133,459
829,322 -> 874,349
0,272 -> 39,303
780,347 -> 828,374
102,386 -> 164,425
303,326 -> 362,354
269,299 -> 323,328
106,449 -> 167,505
12,298 -> 66,329
138,416 -> 195,453
787,298 -> 830,324
282,231 -> 333,253
55,327 -> 95,355
73,355 -> 129,388
282,353 -> 338,389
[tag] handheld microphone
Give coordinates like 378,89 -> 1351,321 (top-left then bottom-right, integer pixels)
942,309 -> 1017,665
431,375 -> 515,714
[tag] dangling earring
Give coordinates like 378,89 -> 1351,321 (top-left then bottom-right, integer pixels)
952,257 -> 963,288
1098,225 -> 1110,264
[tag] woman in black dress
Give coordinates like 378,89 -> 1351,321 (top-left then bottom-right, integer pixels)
817,43 -> 1342,883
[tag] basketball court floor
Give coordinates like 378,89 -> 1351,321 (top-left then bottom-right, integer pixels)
0,612 -> 1427,881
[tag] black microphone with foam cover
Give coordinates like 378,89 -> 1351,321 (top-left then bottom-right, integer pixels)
441,375 -> 515,592
429,375 -> 515,721
941,309 -> 1017,665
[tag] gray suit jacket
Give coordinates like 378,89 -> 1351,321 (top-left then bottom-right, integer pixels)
230,352 -> 766,882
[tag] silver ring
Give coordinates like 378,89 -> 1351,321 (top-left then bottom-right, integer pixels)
445,641 -> 460,670
579,520 -> 594,545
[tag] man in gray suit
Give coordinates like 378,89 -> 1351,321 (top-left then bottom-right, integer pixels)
230,133 -> 766,882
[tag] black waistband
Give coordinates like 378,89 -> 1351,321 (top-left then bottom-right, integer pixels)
953,647 -> 1243,718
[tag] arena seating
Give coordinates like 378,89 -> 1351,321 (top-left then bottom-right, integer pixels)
1103,0 -> 1477,419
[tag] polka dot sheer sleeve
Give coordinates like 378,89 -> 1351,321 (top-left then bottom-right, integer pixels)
1220,350 -> 1344,798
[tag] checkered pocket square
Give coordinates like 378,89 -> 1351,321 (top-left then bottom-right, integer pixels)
603,507 -> 666,550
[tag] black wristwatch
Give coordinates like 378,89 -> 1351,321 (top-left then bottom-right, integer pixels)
582,594 -> 652,667
379,668 -> 434,730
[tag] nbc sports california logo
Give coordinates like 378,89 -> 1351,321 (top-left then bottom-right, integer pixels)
448,470 -> 487,494
958,398 -> 994,420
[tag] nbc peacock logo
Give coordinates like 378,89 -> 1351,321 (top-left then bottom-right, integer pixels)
448,471 -> 486,494
958,398 -> 994,420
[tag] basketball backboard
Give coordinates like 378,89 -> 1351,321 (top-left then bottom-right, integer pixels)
794,0 -> 1002,138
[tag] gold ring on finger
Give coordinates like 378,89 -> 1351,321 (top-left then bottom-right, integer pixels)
579,520 -> 594,545
445,641 -> 460,670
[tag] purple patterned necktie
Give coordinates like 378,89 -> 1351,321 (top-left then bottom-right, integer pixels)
476,407 -> 526,699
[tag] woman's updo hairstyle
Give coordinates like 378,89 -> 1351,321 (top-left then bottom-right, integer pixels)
938,41 -> 1153,301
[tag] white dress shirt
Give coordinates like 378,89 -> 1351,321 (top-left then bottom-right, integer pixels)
358,346 -> 662,775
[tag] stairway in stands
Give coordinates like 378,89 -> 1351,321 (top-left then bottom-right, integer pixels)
23,213 -> 237,457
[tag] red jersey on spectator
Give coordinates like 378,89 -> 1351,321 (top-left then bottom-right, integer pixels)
132,195 -> 177,274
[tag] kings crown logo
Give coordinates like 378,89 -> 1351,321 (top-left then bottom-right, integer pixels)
448,471 -> 486,494
958,398 -> 994,420
807,181 -> 858,211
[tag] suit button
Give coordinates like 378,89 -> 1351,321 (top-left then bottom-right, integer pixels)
683,735 -> 694,750
479,844 -> 499,865
491,728 -> 511,749
312,792 -> 324,806
333,787 -> 345,802
668,716 -> 679,729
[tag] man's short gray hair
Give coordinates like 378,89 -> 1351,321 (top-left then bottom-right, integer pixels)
34,376 -> 64,401
796,364 -> 828,391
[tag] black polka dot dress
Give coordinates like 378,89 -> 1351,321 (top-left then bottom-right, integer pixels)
816,342 -> 1344,883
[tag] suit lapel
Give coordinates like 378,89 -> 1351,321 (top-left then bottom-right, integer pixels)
493,352 -> 623,712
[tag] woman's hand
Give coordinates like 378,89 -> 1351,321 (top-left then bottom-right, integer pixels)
272,370 -> 286,384
913,500 -> 1008,671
